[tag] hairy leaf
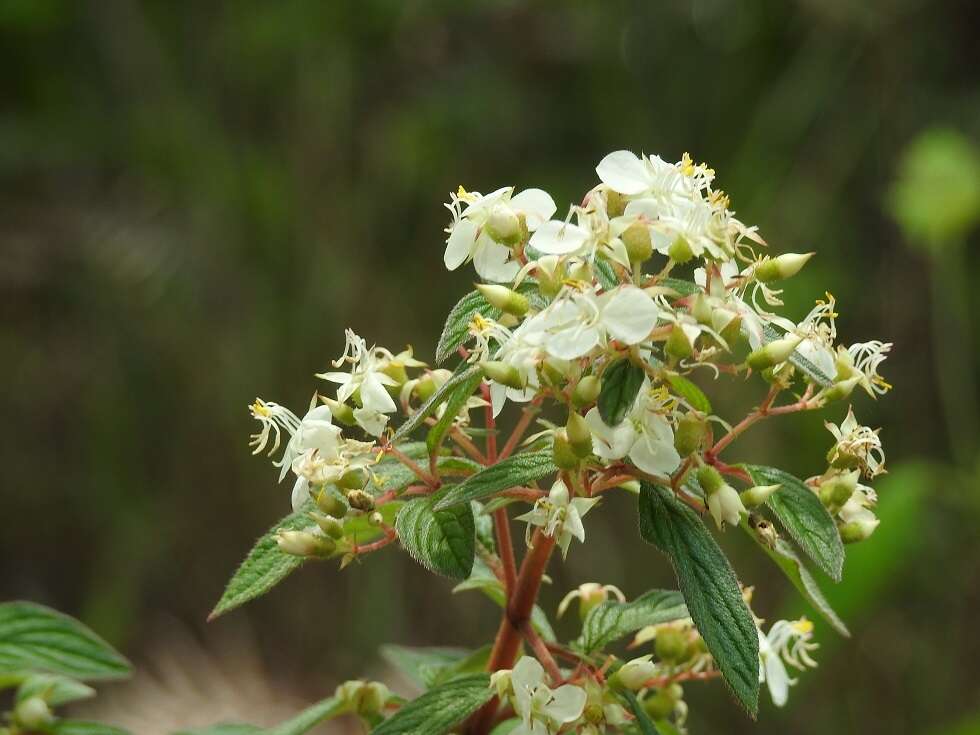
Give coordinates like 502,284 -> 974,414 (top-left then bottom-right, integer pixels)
595,258 -> 620,290
741,520 -> 849,636
657,277 -> 699,297
393,364 -> 483,442
434,451 -> 556,510
209,503 -> 313,620
0,602 -> 131,680
426,370 -> 483,456
381,645 -> 491,691
665,375 -> 712,414
598,359 -> 645,426
266,696 -> 348,735
576,590 -> 688,653
396,488 -> 476,580
744,465 -> 844,581
370,674 -> 493,735
638,484 -> 759,715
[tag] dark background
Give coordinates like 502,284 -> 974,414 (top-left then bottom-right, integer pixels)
3,1 -> 979,733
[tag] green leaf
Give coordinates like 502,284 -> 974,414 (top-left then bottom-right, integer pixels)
173,726 -> 263,735
665,375 -> 712,414
741,520 -> 849,637
433,451 -> 556,510
381,645 -> 491,691
426,370 -> 483,456
393,364 -> 482,442
657,277 -> 699,297
0,602 -> 131,681
744,465 -> 844,581
595,258 -> 620,290
370,674 -> 493,735
576,590 -> 688,653
396,487 -> 476,580
265,696 -> 348,735
760,324 -> 834,387
50,721 -> 133,735
598,359 -> 645,425
434,284 -> 548,365
453,559 -> 556,642
638,484 -> 759,715
620,690 -> 661,735
209,503 -> 314,620
16,673 -> 95,706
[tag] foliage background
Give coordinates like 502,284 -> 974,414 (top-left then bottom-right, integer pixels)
2,1 -> 979,732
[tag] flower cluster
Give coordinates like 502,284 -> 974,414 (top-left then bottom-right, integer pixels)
234,150 -> 893,734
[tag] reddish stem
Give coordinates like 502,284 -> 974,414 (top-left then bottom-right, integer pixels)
499,404 -> 540,460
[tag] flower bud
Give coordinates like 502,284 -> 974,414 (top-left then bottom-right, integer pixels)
381,362 -> 409,387
740,484 -> 781,507
674,414 -> 708,457
320,396 -> 356,426
552,429 -> 582,470
276,529 -> 335,558
654,626 -> 689,663
643,686 -> 680,720
489,669 -> 512,699
839,516 -> 879,543
312,512 -> 345,539
755,252 -> 814,282
485,205 -> 522,245
665,323 -> 693,360
480,361 -> 524,390
315,487 -> 349,518
346,489 -> 375,512
566,412 -> 593,458
696,465 -> 725,494
415,369 -> 451,401
475,283 -> 529,317
368,511 -> 384,526
820,375 -> 861,404
668,236 -> 694,264
699,465 -> 746,529
746,334 -> 803,370
622,223 -> 653,263
819,470 -> 859,513
613,656 -> 657,690
572,375 -> 602,407
606,190 -> 627,217
15,697 -> 53,730
338,470 -> 365,490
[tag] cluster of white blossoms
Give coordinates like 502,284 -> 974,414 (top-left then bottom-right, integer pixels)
239,150 -> 893,733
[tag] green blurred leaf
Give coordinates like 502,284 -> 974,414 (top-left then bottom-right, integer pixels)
741,521 -> 849,637
265,696 -> 348,735
396,487 -> 476,580
16,673 -> 95,706
433,451 -> 556,510
172,725 -> 263,735
370,674 -> 492,735
426,370 -> 483,456
0,602 -> 131,680
381,645 -> 491,691
745,465 -> 844,581
576,590 -> 688,653
598,359 -> 645,426
50,722 -> 133,735
657,278 -> 699,297
393,364 -> 482,442
638,484 -> 759,716
665,375 -> 712,414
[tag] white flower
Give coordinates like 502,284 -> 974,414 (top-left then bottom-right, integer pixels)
595,150 -> 689,197
250,398 -> 343,481
516,479 -> 600,558
505,657 -> 587,735
616,655 -> 657,690
557,582 -> 625,619
527,285 -> 658,361
585,384 -> 681,477
840,340 -> 893,396
444,186 -> 556,282
317,329 -> 399,436
825,407 -> 886,478
758,618 -> 819,707
705,482 -> 747,530
528,219 -> 591,256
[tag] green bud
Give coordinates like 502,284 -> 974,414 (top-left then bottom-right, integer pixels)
338,470 -> 365,490
480,361 -> 524,390
691,293 -> 713,325
614,656 -> 657,690
346,489 -> 375,512
315,486 -> 349,518
696,465 -> 725,495
740,483 -> 781,507
566,412 -> 593,457
755,252 -> 814,282
475,283 -> 529,317
654,627 -> 689,663
840,517 -> 879,543
572,375 -> 602,407
15,696 -> 53,730
540,359 -> 567,387
622,223 -> 653,263
606,190 -> 627,217
668,236 -> 694,264
311,512 -> 345,539
674,414 -> 707,457
643,688 -> 678,720
276,529 -> 335,558
381,362 -> 408,386
485,206 -> 522,244
665,323 -> 693,360
818,470 -> 859,513
717,314 -> 743,350
552,429 -> 581,470
746,334 -> 803,370
321,396 -> 356,426
820,375 -> 861,403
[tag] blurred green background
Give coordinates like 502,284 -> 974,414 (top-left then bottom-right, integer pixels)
3,0 -> 979,732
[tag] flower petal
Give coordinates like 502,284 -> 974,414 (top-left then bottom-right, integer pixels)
600,286 -> 658,345
510,188 -> 557,231
528,220 -> 589,255
596,150 -> 650,195
473,237 -> 520,283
